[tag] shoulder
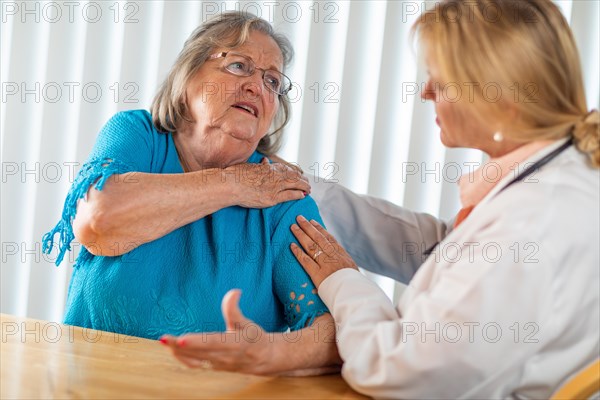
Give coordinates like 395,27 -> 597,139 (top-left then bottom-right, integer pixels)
499,148 -> 598,217
267,195 -> 324,232
97,109 -> 157,144
98,109 -> 162,150
525,146 -> 599,189
473,148 -> 598,255
277,195 -> 320,216
105,109 -> 155,132
88,109 -> 165,169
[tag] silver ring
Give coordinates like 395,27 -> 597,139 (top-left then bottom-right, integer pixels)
312,249 -> 323,261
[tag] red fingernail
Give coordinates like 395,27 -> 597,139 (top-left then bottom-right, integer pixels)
159,337 -> 168,345
177,338 -> 186,347
303,191 -> 307,196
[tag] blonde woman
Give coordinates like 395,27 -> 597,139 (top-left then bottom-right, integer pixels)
286,0 -> 599,397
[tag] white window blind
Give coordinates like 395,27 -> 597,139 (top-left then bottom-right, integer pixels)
1,0 -> 598,321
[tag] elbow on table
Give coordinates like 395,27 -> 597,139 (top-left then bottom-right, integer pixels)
342,349 -> 468,399
340,342 -> 411,399
341,361 -> 400,399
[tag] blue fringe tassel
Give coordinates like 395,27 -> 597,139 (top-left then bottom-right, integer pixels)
288,310 -> 327,332
42,158 -> 133,266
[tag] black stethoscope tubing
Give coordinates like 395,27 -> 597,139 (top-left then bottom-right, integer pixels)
423,137 -> 574,256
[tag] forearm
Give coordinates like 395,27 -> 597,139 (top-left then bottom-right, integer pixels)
267,314 -> 342,376
311,179 -> 449,282
73,169 -> 236,255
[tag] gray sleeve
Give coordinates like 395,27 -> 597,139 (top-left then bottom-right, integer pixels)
310,179 -> 450,283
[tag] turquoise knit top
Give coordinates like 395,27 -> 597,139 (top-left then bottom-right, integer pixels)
42,110 -> 328,340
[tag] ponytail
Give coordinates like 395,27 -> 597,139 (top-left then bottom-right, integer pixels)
573,109 -> 600,168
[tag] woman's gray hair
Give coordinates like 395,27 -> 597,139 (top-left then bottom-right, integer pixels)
151,11 -> 294,156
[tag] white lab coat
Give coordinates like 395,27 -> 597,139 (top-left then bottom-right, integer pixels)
310,140 -> 600,399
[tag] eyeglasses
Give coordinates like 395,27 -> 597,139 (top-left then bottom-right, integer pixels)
207,52 -> 293,96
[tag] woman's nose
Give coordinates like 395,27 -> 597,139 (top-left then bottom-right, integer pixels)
240,72 -> 265,100
421,80 -> 436,101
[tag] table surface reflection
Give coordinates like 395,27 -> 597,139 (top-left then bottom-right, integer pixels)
0,314 -> 367,399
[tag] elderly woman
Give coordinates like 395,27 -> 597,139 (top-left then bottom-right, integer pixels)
43,12 -> 340,375
161,0 -> 598,394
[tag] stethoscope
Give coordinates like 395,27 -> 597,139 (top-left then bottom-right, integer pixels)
498,137 -> 574,192
423,137 -> 574,257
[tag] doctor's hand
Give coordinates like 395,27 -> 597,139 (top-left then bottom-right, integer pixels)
290,215 -> 359,289
159,290 -> 274,375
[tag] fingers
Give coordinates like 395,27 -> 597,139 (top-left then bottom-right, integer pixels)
289,222 -> 322,281
161,330 -> 269,374
239,162 -> 308,188
268,154 -> 304,175
290,242 -> 321,288
308,219 -> 333,241
294,216 -> 336,257
259,163 -> 310,194
291,220 -> 318,257
290,217 -> 358,289
168,340 -> 240,371
159,334 -> 177,348
173,353 -> 213,369
281,177 -> 310,194
270,162 -> 309,184
275,190 -> 307,204
161,332 -> 246,355
284,165 -> 308,183
221,289 -> 247,331
308,220 -> 339,256
235,162 -> 313,208
289,241 -> 318,269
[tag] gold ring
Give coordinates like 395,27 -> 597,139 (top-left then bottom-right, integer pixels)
199,360 -> 213,369
312,249 -> 323,261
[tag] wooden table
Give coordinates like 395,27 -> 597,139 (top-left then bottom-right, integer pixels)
1,314 -> 367,399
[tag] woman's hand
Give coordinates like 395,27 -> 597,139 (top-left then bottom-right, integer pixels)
160,290 -> 274,375
160,289 -> 342,375
226,158 -> 311,208
290,215 -> 359,288
267,154 -> 304,175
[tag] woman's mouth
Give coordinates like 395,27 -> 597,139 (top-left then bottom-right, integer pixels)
231,102 -> 259,118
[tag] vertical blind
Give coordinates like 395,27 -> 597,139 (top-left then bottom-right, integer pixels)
1,0 -> 598,322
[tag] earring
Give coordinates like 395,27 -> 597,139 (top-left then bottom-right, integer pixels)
493,131 -> 504,142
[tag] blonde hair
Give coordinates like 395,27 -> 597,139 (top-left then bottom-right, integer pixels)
151,11 -> 294,156
412,0 -> 599,167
